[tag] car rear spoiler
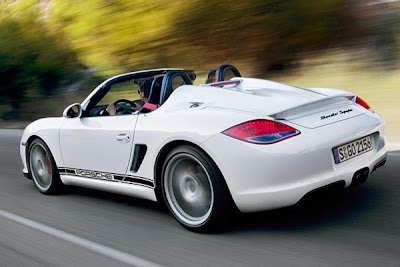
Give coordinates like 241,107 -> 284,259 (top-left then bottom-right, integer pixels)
270,94 -> 355,120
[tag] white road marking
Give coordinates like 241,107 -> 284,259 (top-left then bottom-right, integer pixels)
0,209 -> 163,267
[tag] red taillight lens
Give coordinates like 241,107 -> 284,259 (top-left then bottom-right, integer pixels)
222,119 -> 300,144
355,96 -> 374,112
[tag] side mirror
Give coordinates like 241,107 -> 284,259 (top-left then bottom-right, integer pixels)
63,103 -> 82,118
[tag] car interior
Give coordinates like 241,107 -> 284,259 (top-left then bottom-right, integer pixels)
83,70 -> 195,117
82,65 -> 240,118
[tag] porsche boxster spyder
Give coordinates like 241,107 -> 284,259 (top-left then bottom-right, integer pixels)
20,64 -> 387,232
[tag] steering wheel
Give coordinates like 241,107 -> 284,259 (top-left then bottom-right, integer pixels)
113,99 -> 137,114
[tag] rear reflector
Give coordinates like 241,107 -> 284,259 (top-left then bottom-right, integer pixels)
222,119 -> 300,144
355,96 -> 373,112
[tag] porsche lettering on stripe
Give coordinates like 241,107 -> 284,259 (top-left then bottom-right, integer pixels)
58,167 -> 154,188
75,169 -> 113,180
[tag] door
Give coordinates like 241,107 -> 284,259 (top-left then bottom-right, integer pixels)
60,115 -> 137,176
59,75 -> 145,177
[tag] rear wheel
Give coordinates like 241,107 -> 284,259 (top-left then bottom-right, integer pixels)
162,145 -> 234,232
28,139 -> 63,194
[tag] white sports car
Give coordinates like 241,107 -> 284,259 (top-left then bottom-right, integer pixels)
20,64 -> 387,232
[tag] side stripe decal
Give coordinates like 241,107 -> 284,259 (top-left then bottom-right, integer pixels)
58,168 -> 154,188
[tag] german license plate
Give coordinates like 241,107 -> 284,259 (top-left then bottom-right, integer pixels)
332,136 -> 373,164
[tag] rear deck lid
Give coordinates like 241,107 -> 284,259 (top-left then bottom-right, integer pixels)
271,95 -> 366,128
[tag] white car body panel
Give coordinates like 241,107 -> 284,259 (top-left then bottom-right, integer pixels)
59,115 -> 137,174
202,112 -> 386,212
131,108 -> 258,188
20,118 -> 64,174
20,72 -> 387,213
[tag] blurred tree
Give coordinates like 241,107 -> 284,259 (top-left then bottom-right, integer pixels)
49,0 -> 176,75
174,0 -> 348,73
48,0 -> 348,75
0,0 -> 81,117
1,0 -> 397,121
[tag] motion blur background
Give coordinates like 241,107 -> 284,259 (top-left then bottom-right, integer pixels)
0,0 -> 399,141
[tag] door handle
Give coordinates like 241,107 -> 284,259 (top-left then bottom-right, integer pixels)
116,133 -> 130,143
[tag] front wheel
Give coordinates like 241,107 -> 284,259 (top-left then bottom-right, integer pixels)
162,145 -> 234,232
28,139 -> 64,194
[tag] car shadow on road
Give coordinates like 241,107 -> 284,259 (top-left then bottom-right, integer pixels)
229,173 -> 391,234
63,185 -> 169,214
62,175 -> 387,234
225,150 -> 400,234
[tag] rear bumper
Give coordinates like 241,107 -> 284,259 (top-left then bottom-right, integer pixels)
233,150 -> 386,212
202,112 -> 386,212
370,157 -> 386,174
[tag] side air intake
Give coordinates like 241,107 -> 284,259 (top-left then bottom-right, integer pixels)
130,144 -> 147,172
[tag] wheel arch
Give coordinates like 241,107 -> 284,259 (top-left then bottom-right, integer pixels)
25,135 -> 58,176
24,135 -> 41,177
153,139 -> 235,207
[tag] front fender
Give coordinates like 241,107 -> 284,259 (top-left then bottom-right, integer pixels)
21,118 -> 65,174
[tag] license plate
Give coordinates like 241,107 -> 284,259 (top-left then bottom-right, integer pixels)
332,136 -> 373,164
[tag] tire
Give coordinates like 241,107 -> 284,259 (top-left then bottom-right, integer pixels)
28,139 -> 64,195
161,145 -> 234,233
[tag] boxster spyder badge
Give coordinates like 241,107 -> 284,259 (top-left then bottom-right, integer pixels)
321,108 -> 353,120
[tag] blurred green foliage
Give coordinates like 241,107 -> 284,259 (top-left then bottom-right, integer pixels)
48,0 -> 176,75
48,0 -> 348,74
0,0 -> 80,116
0,0 -> 399,120
175,0 -> 347,71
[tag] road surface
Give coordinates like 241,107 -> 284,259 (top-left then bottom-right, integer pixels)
0,130 -> 399,266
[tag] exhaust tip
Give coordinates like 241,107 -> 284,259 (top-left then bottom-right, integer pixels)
351,167 -> 369,186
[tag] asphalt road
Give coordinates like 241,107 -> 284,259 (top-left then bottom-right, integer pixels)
1,129 -> 399,266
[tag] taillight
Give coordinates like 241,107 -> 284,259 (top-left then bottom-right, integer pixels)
354,96 -> 374,112
222,119 -> 300,144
